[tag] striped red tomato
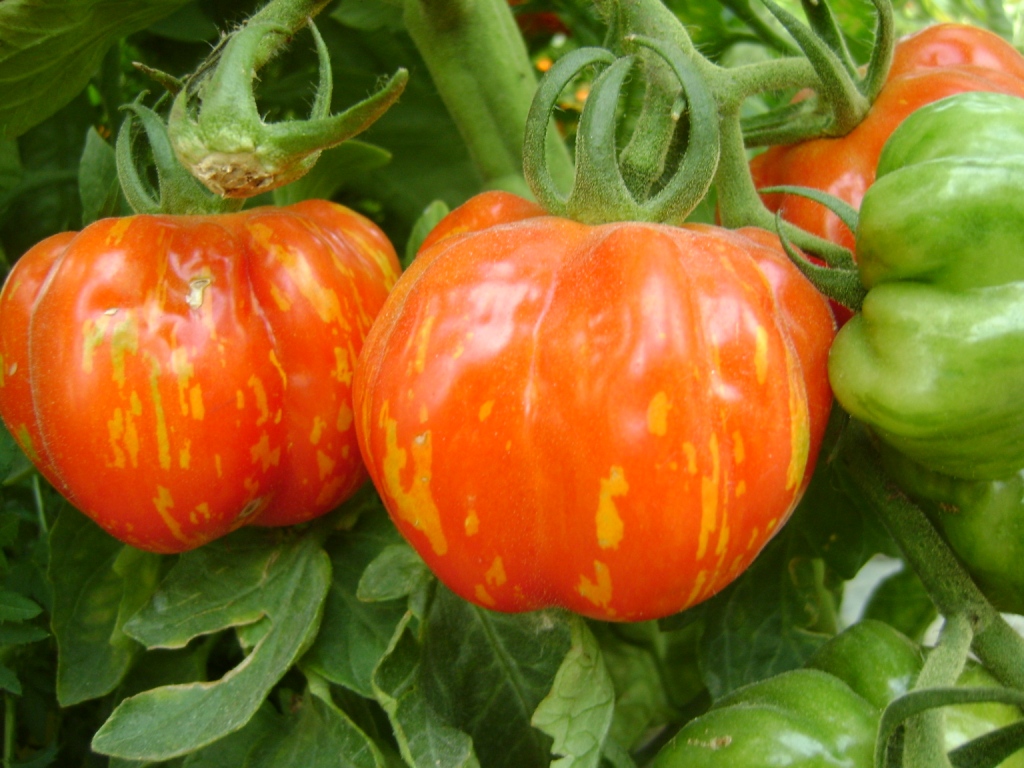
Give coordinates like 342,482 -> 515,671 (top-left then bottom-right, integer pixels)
0,200 -> 400,553
353,191 -> 835,621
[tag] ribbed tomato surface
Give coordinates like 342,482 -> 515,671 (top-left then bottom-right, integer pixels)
0,200 -> 400,553
354,192 -> 835,621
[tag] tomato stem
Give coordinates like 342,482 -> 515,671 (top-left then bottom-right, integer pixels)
903,612 -> 972,768
403,0 -> 574,198
839,425 -> 1024,694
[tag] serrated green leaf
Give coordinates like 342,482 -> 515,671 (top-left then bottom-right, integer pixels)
49,506 -> 158,706
0,0 -> 191,139
273,141 -> 393,207
356,543 -> 431,603
372,614 -> 480,768
92,533 -> 331,761
78,127 -> 122,226
532,616 -> 614,768
0,589 -> 40,622
591,622 -> 688,750
302,506 -> 409,698
419,588 -> 572,768
402,200 -> 450,267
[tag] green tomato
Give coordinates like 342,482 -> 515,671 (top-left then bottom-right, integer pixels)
830,92 -> 1024,480
651,669 -> 877,767
655,621 -> 1024,767
806,619 -> 922,710
810,619 -> 1024,768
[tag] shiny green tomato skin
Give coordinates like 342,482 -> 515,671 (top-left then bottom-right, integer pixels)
809,619 -> 1024,768
656,621 -> 1024,768
829,282 -> 1024,480
806,619 -> 922,711
651,670 -> 877,768
831,92 -> 1024,480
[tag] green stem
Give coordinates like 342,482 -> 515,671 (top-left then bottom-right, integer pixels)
241,0 -> 332,70
403,0 -> 574,197
840,429 -> 1024,693
185,0 -> 330,92
904,612 -> 974,768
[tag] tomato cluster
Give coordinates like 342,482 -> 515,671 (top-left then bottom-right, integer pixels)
3,16 -> 1021,629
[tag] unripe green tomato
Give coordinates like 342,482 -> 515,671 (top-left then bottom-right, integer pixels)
831,92 -> 1024,481
651,669 -> 877,767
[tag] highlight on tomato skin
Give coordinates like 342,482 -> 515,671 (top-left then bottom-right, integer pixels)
0,200 -> 401,554
353,191 -> 836,623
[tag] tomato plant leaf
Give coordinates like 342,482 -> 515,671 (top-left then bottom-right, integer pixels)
590,622 -> 695,750
302,508 -> 410,698
0,0 -> 191,139
0,589 -> 41,622
49,506 -> 158,706
0,622 -> 47,646
372,614 -> 481,768
79,127 -> 122,226
0,662 -> 21,695
123,530 -> 303,649
356,543 -> 432,603
244,682 -> 386,768
419,588 -> 573,768
531,615 -> 615,768
91,533 -> 331,761
697,529 -> 835,700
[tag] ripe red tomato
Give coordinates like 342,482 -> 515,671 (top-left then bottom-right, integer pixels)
0,200 -> 400,553
751,24 -> 1024,252
353,191 -> 835,622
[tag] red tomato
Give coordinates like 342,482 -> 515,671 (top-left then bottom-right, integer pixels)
751,24 -> 1024,253
353,191 -> 835,622
0,200 -> 400,553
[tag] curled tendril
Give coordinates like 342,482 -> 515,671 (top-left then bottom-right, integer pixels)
522,35 -> 720,226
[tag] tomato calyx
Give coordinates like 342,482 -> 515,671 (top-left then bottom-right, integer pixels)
116,98 -> 243,216
168,13 -> 407,199
744,0 -> 895,146
523,36 -> 719,226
